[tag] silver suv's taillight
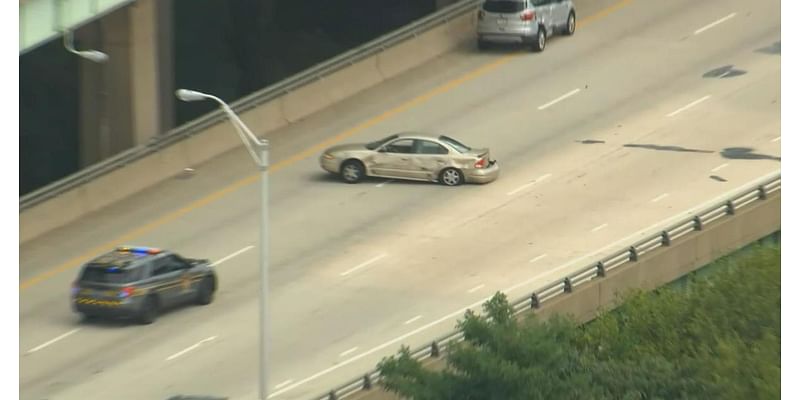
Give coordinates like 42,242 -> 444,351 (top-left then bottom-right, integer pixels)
520,10 -> 535,21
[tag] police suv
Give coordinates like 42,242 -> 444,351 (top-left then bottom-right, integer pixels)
71,246 -> 217,324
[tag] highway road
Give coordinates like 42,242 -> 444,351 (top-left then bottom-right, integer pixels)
20,0 -> 780,398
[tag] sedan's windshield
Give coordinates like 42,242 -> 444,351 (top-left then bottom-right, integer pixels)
439,135 -> 472,153
366,134 -> 399,150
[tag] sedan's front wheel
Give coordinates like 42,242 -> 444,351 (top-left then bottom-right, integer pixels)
340,160 -> 365,184
439,168 -> 464,186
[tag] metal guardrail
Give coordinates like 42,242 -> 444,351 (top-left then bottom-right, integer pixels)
19,0 -> 482,212
313,171 -> 781,400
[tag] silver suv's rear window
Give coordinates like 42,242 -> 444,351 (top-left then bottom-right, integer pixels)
483,1 -> 526,13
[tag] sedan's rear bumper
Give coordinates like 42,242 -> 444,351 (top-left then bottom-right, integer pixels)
465,161 -> 500,184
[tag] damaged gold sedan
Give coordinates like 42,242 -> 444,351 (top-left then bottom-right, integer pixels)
319,132 -> 500,186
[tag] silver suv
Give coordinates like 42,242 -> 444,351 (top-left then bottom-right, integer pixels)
477,0 -> 576,52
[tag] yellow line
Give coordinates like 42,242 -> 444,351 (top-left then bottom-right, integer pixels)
20,0 -> 634,291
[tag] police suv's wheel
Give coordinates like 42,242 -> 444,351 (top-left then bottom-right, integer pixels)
439,168 -> 464,186
196,277 -> 214,305
138,296 -> 159,325
533,27 -> 546,52
79,313 -> 96,322
340,160 -> 365,184
565,11 -> 576,35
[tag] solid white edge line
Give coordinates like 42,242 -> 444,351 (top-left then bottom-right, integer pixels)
404,315 -> 423,325
376,179 -> 394,188
711,163 -> 729,172
507,173 -> 553,196
269,170 -> 780,399
275,380 -> 294,390
340,347 -> 359,357
27,329 -> 80,354
267,297 -> 494,398
212,246 -> 255,266
166,336 -> 218,361
467,284 -> 485,293
666,95 -> 712,117
651,193 -> 669,203
340,253 -> 388,276
694,12 -> 737,35
771,136 -> 781,142
538,88 -> 581,110
530,254 -> 548,263
591,223 -> 609,232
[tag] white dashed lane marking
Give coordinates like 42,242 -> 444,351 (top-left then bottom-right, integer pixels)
694,12 -> 737,35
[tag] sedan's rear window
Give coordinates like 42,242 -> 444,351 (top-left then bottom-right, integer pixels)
483,1 -> 526,13
439,136 -> 472,153
80,265 -> 140,284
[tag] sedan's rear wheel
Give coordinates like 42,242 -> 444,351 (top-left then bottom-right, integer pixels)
340,160 -> 365,184
439,168 -> 464,186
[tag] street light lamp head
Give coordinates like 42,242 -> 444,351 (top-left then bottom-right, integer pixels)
78,50 -> 109,63
175,89 -> 209,102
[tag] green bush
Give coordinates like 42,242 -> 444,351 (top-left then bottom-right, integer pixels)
379,243 -> 780,400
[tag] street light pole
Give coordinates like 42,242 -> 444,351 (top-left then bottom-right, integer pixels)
62,30 -> 109,63
257,140 -> 270,400
62,30 -> 110,163
175,89 -> 270,400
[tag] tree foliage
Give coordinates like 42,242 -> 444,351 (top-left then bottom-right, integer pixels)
378,242 -> 780,399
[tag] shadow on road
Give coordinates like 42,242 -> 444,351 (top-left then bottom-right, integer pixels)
623,143 -> 714,153
720,147 -> 780,161
756,41 -> 781,55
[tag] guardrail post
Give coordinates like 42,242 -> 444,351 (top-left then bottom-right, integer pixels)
328,390 -> 337,400
530,292 -> 540,309
597,261 -> 606,277
758,185 -> 768,199
564,277 -> 573,293
661,230 -> 671,246
726,200 -> 736,215
629,246 -> 638,262
693,216 -> 703,231
363,374 -> 373,390
431,341 -> 440,357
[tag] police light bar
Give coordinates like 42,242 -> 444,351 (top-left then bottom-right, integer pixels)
117,246 -> 162,255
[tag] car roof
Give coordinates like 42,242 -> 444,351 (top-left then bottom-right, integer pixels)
87,246 -> 164,269
394,132 -> 440,140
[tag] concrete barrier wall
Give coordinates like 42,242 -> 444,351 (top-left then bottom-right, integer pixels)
351,193 -> 781,400
19,11 -> 477,244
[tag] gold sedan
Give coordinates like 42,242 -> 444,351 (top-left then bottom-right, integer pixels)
319,132 -> 500,186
